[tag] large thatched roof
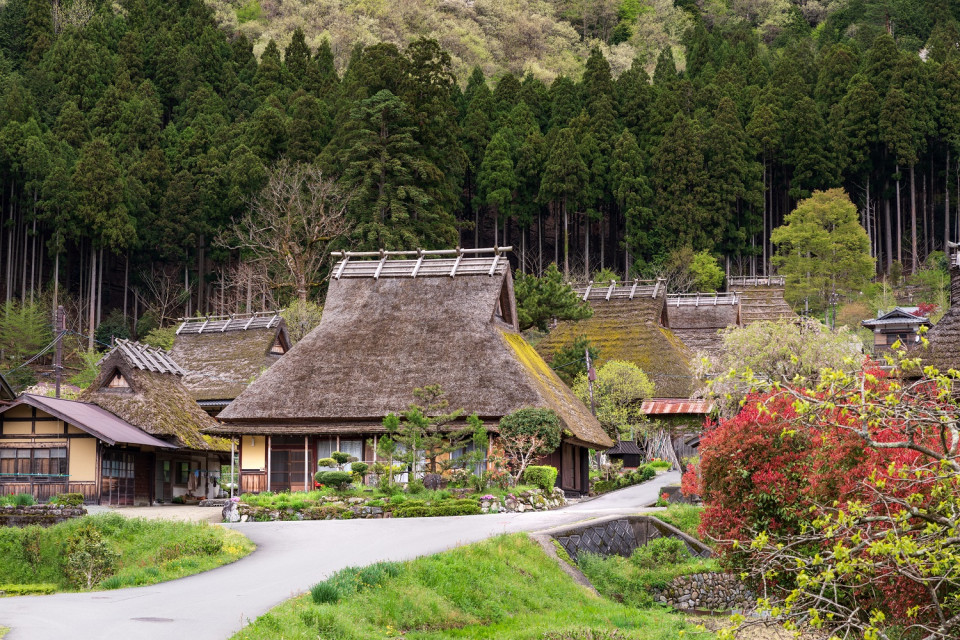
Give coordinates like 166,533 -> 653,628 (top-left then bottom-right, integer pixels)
168,313 -> 289,404
727,277 -> 797,325
217,251 -> 612,449
921,262 -> 960,372
81,341 -> 229,452
535,282 -> 696,398
663,293 -> 741,359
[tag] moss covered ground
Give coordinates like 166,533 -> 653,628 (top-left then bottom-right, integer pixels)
232,534 -> 703,640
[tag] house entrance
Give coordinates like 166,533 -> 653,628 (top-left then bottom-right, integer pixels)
269,436 -> 312,491
101,450 -> 135,505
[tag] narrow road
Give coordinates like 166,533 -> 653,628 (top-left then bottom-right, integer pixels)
0,472 -> 680,640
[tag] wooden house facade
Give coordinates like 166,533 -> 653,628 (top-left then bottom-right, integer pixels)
0,393 -> 176,505
661,292 -> 742,359
213,248 -> 613,496
169,313 -> 290,416
534,280 -> 697,398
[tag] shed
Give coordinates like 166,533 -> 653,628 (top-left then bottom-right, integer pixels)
80,340 -> 231,502
534,280 -> 697,398
727,276 -> 798,325
662,293 -> 741,359
605,440 -> 643,469
169,313 -> 290,416
215,248 -> 612,496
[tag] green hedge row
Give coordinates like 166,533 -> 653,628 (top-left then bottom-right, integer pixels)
393,499 -> 481,518
592,465 -> 656,495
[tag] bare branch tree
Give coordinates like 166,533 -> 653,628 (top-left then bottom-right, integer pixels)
217,160 -> 353,303
134,265 -> 189,326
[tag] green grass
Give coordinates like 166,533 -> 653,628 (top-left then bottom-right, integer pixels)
0,625 -> 8,638
646,504 -> 704,539
0,513 -> 253,592
232,534 -> 694,640
238,484 -> 541,512
578,538 -> 718,609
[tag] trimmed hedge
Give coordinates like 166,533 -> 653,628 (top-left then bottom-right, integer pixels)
592,464 -> 656,495
523,465 -> 558,492
394,499 -> 481,518
50,493 -> 85,507
0,583 -> 57,596
314,471 -> 353,489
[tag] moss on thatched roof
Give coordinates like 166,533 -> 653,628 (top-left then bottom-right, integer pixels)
535,296 -> 697,398
663,294 -> 741,360
218,255 -> 611,449
81,345 -> 230,452
920,264 -> 960,372
168,317 -> 289,402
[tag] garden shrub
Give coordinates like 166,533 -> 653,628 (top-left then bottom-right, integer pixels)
310,580 -> 341,604
49,493 -> 85,507
394,498 -> 480,518
317,458 -> 337,468
314,471 -> 353,490
523,465 -> 558,492
629,537 -> 689,570
64,522 -> 120,589
0,493 -> 36,507
406,479 -> 425,494
647,460 -> 671,470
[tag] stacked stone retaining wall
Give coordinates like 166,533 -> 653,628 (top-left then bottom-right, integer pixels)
0,505 -> 86,527
653,572 -> 754,612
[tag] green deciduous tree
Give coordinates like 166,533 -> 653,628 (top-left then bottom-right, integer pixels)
771,188 -> 875,311
573,360 -> 654,439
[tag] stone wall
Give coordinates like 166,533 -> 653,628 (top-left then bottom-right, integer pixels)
539,515 -> 713,562
653,572 -> 754,612
480,488 -> 566,513
0,505 -> 87,527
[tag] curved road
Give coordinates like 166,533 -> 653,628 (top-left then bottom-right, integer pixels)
0,472 -> 679,640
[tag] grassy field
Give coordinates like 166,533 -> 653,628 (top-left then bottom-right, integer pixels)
232,534 -> 701,640
644,504 -> 704,539
0,513 -> 253,592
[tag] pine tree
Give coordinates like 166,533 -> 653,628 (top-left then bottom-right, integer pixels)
612,129 -> 653,272
477,129 -> 518,245
284,28 -> 311,87
539,128 -> 588,278
652,113 -> 708,253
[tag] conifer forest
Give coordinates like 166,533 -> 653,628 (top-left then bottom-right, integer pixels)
0,0 -> 958,361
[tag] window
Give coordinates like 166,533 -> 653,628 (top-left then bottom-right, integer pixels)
270,336 -> 287,355
450,443 -> 486,476
177,461 -> 190,485
103,370 -> 131,391
0,448 -> 67,477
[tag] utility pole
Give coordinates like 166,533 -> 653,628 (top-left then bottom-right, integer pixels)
54,305 -> 64,398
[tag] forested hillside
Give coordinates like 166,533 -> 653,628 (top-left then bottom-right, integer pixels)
0,0 -> 958,381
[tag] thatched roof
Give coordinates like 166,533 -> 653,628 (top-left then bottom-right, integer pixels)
921,261 -> 960,372
727,279 -> 797,325
663,293 -> 741,359
81,341 -> 230,452
217,250 -> 612,449
535,289 -> 696,398
169,313 -> 289,403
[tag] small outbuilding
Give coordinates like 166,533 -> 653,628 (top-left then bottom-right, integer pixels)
169,313 -> 290,416
862,307 -> 931,355
213,248 -> 612,496
605,440 -> 643,469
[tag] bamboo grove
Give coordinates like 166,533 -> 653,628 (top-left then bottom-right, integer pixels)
1,0 -> 960,333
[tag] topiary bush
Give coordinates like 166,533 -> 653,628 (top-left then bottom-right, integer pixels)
314,471 -> 353,490
49,493 -> 84,507
523,466 -> 558,492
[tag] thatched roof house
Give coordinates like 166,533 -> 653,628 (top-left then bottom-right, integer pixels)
662,293 -> 741,359
169,313 -> 290,415
921,250 -> 960,371
216,248 -> 611,495
81,340 -> 228,453
534,280 -> 697,398
727,276 -> 797,325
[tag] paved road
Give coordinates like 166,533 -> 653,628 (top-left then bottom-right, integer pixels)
0,472 -> 679,640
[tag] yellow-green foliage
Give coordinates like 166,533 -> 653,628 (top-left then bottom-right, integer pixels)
233,534 -> 694,639
205,0 -> 692,81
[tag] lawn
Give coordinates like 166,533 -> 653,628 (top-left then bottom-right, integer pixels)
232,534 -> 702,640
0,513 -> 253,592
644,504 -> 704,539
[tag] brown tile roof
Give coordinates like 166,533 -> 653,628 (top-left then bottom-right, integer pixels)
641,399 -> 714,415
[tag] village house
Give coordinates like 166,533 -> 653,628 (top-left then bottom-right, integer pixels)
918,245 -> 960,371
211,248 -> 612,496
726,276 -> 798,324
661,292 -> 742,359
169,312 -> 290,417
0,341 -> 230,506
862,307 -> 931,355
534,280 -> 697,398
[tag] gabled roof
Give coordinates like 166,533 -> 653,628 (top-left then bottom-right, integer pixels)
605,440 -> 643,455
169,313 -> 290,403
663,293 -> 741,358
641,399 -> 714,415
0,372 -> 15,403
862,307 -> 930,328
2,394 -> 175,448
727,281 -> 797,325
218,249 -> 612,449
101,339 -> 185,375
81,342 -> 229,452
535,292 -> 696,399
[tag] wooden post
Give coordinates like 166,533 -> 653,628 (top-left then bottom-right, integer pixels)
230,439 -> 235,499
304,436 -> 308,491
265,436 -> 271,492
